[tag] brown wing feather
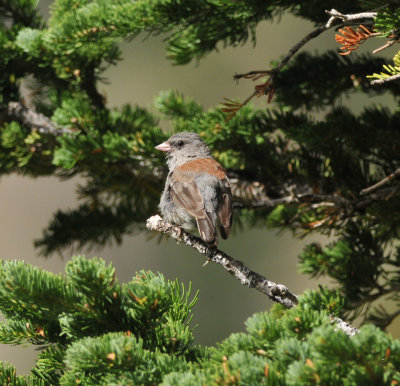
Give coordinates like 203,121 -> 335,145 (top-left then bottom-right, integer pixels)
218,191 -> 232,239
170,182 -> 206,219
170,180 -> 217,244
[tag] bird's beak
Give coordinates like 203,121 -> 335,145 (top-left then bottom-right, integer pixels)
155,141 -> 171,152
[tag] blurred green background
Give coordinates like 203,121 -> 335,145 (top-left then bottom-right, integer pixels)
0,0 -> 397,374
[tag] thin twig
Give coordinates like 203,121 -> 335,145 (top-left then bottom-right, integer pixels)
373,39 -> 399,54
7,102 -> 74,135
146,215 -> 360,337
360,168 -> 400,195
224,8 -> 377,120
233,71 -> 270,81
277,26 -> 327,71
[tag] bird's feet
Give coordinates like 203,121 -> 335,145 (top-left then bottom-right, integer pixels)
203,245 -> 217,266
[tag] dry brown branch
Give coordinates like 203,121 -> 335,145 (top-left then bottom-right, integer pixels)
221,8 -> 378,120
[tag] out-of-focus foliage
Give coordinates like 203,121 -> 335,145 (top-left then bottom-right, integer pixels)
0,258 -> 399,385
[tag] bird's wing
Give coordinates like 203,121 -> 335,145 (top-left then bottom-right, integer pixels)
170,178 -> 216,244
170,180 -> 205,218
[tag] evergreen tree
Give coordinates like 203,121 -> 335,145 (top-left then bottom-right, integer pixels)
1,0 -> 400,383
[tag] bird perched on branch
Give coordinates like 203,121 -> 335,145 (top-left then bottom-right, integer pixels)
155,132 -> 232,246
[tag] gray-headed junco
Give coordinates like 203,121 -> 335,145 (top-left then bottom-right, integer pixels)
155,132 -> 232,246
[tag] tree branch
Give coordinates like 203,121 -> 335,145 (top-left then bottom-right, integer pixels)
7,102 -> 74,135
146,215 -> 298,308
146,215 -> 360,337
325,8 -> 377,28
233,186 -> 400,231
370,73 -> 400,86
360,168 -> 400,195
233,192 -> 350,210
223,8 -> 377,120
330,316 -> 359,337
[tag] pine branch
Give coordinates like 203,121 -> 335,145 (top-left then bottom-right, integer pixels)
225,25 -> 326,119
7,102 -> 74,136
146,215 -> 359,337
233,193 -> 350,210
235,187 -> 400,230
222,8 -> 378,120
370,73 -> 400,85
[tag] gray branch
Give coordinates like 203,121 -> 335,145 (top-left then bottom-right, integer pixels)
370,73 -> 400,86
146,215 -> 360,337
146,215 -> 298,308
230,8 -> 377,118
325,8 -> 377,28
7,102 -> 73,135
330,316 -> 359,337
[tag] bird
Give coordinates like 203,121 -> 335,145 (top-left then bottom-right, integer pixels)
155,132 -> 232,246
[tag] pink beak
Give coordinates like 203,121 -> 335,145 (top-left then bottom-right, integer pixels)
155,141 -> 171,152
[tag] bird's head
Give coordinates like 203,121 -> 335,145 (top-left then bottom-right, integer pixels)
155,132 -> 211,170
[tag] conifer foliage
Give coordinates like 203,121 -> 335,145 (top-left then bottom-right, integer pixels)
1,0 -> 400,383
0,256 -> 399,384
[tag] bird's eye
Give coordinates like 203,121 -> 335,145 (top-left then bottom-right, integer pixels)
177,140 -> 184,147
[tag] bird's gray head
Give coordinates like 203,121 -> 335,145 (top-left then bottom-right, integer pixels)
155,132 -> 212,170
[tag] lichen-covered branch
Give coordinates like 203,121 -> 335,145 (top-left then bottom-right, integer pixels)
325,8 -> 377,28
330,316 -> 359,337
146,215 -> 360,337
146,215 -> 298,309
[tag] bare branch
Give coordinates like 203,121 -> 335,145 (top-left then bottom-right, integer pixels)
373,39 -> 399,54
146,215 -> 360,337
325,8 -> 377,28
277,26 -> 327,71
330,316 -> 359,337
228,25 -> 326,118
360,168 -> 400,195
7,102 -> 74,135
223,8 -> 377,120
146,215 -> 298,308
